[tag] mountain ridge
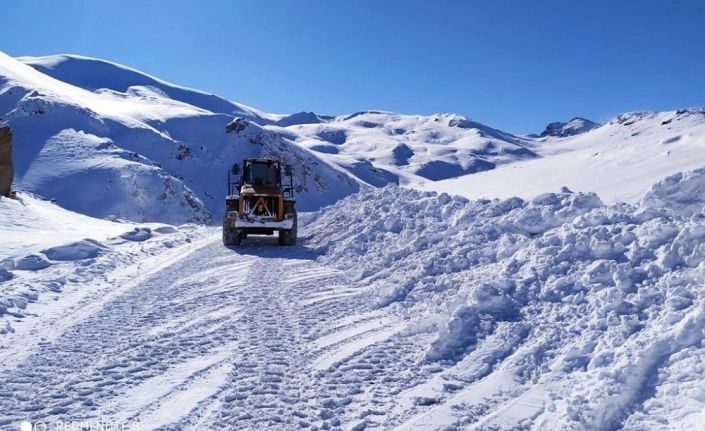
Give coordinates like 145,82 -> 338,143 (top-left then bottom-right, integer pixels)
3,51 -> 705,224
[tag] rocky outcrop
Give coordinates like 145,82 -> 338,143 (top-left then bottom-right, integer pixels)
540,117 -> 600,138
0,125 -> 12,197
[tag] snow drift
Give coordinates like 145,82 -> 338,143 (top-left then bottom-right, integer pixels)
642,167 -> 705,216
0,191 -> 200,330
306,171 -> 705,429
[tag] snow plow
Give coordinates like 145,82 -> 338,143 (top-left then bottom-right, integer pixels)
223,158 -> 297,246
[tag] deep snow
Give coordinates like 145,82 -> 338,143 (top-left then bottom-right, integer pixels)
4,49 -> 705,431
303,179 -> 705,430
4,169 -> 705,429
0,192 -> 130,259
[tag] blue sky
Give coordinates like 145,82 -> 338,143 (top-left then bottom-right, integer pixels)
3,0 -> 704,132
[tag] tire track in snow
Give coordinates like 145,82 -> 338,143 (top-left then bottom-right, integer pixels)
0,233 -> 215,373
0,230 -> 483,431
192,250 -> 369,429
98,347 -> 235,425
0,237 -> 250,427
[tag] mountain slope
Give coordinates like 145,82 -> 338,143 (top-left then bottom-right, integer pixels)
19,54 -> 275,124
2,51 -> 542,223
6,50 -> 705,224
422,109 -> 705,204
0,51 -> 213,223
0,52 -> 357,222
539,116 -> 601,137
273,111 -> 538,186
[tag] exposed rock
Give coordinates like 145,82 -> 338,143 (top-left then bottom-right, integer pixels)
225,117 -> 250,134
274,111 -> 331,127
540,117 -> 600,137
0,125 -> 12,197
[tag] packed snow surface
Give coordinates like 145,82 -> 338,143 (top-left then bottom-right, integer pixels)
4,169 -> 705,429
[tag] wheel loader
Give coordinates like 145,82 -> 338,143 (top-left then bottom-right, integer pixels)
223,158 -> 297,246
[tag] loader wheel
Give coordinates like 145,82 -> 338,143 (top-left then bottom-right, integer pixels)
278,211 -> 297,246
223,224 -> 242,246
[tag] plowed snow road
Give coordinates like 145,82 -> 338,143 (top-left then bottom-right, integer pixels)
0,229 -> 556,431
0,232 -> 438,430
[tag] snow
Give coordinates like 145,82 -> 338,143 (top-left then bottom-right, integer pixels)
642,167 -> 705,216
303,179 -> 705,429
5,170 -> 705,428
0,193 -> 129,259
0,192 -> 198,328
422,109 -> 705,205
276,111 -> 537,187
9,50 -> 705,225
19,54 -> 275,123
120,227 -> 153,241
1,51 -> 358,223
41,239 -> 107,261
14,253 -> 52,271
4,49 -> 705,430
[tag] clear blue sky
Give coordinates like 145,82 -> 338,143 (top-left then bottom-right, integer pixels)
2,0 -> 704,132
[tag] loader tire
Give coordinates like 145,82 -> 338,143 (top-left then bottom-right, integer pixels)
278,211 -> 297,246
223,224 -> 241,246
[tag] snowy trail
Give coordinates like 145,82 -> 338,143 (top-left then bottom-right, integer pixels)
10,218 -> 691,430
0,232 -> 440,430
7,181 -> 705,430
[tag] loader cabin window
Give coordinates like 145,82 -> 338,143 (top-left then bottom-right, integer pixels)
243,161 -> 280,186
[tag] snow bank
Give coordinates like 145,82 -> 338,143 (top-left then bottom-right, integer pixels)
14,254 -> 52,270
42,239 -> 106,261
120,227 -> 153,241
306,179 -> 705,428
642,167 -> 705,216
0,193 -> 128,259
309,186 -> 602,311
0,192 -> 201,332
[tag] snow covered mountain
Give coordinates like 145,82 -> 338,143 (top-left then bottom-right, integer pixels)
19,54 -> 274,124
0,52 -> 358,223
1,52 -> 547,224
423,108 -> 705,204
4,50 -> 705,227
274,111 -> 537,185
